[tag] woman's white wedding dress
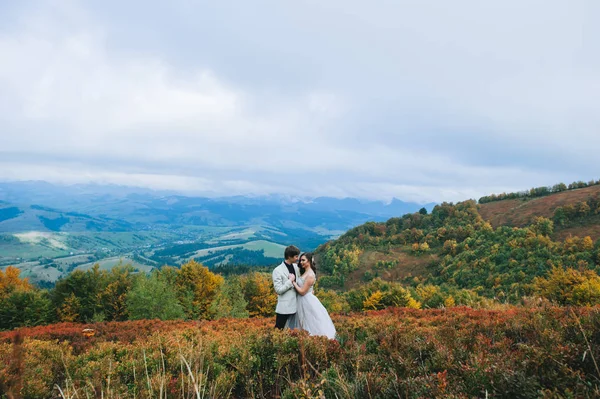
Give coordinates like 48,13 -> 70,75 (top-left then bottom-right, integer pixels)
287,271 -> 336,339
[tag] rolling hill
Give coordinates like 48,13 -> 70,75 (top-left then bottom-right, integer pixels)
316,181 -> 600,294
478,184 -> 600,241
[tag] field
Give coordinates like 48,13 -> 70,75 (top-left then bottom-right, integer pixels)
186,240 -> 286,261
1,305 -> 599,398
75,256 -> 154,273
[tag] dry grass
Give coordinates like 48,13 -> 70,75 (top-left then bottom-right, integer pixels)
554,223 -> 600,242
479,185 -> 600,241
344,247 -> 435,288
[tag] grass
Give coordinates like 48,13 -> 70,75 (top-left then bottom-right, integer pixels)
343,247 -> 435,288
186,240 -> 286,261
479,184 -> 600,228
76,257 -> 154,273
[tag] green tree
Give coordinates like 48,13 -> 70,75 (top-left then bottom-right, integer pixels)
98,265 -> 135,321
553,207 -> 567,226
52,265 -> 104,322
127,271 -> 185,320
552,183 -> 567,192
0,290 -> 53,330
531,217 -> 554,236
209,276 -> 249,319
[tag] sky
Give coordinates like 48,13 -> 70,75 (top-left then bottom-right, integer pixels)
0,0 -> 598,204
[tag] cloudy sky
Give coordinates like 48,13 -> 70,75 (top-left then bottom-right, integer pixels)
0,0 -> 598,203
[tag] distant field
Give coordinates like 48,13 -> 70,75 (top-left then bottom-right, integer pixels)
52,254 -> 93,265
187,240 -> 286,260
23,264 -> 62,282
0,242 -> 68,264
209,228 -> 257,242
76,256 -> 154,273
2,261 -> 62,283
1,230 -> 183,263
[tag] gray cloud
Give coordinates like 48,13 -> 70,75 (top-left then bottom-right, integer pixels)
0,0 -> 598,203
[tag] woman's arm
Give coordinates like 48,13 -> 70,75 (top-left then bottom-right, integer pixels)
293,274 -> 315,296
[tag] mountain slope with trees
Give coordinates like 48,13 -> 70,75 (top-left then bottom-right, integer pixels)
315,180 -> 600,305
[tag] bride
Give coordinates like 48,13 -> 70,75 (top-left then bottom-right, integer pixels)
286,252 -> 336,339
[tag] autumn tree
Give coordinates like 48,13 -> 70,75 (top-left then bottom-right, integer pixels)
316,288 -> 350,313
531,217 -> 554,237
240,272 -> 277,317
57,293 -> 81,322
532,267 -> 600,306
0,266 -> 54,330
98,265 -> 135,321
176,260 -> 223,320
0,266 -> 33,300
52,265 -> 105,322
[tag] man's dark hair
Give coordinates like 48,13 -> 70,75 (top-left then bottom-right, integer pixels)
284,245 -> 301,260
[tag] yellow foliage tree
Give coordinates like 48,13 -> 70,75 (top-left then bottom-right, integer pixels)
98,266 -> 134,321
416,285 -> 440,302
532,266 -> 600,306
444,296 -> 456,308
443,240 -> 458,255
581,236 -> 594,251
406,297 -> 422,309
316,288 -> 350,314
58,293 -> 81,322
176,260 -> 224,319
0,266 -> 33,300
363,290 -> 384,310
241,272 -> 277,317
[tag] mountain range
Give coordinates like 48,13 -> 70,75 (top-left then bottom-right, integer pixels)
0,180 -> 435,284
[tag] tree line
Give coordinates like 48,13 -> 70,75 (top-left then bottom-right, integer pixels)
0,262 -> 277,330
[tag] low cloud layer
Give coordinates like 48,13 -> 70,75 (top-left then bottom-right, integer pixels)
1,0 -> 598,203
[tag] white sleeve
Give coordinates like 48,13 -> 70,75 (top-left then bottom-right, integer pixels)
272,269 -> 293,295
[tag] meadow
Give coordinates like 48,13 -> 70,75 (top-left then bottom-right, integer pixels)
1,305 -> 599,398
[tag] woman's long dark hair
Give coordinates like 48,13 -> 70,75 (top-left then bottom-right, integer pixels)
299,252 -> 316,276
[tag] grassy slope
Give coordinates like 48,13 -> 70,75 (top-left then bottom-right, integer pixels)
478,184 -> 600,240
344,247 -> 437,287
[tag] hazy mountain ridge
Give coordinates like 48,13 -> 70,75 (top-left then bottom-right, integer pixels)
0,181 -> 433,233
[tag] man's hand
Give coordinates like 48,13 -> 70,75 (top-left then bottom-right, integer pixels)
288,273 -> 296,282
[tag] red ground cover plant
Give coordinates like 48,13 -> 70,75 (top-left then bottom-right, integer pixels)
1,306 -> 599,398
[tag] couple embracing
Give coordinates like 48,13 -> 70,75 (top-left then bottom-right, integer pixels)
272,245 -> 336,339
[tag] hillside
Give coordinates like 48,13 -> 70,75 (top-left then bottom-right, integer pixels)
316,184 -> 600,297
478,184 -> 600,241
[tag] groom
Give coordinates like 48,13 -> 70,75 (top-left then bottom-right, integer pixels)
272,245 -> 301,329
